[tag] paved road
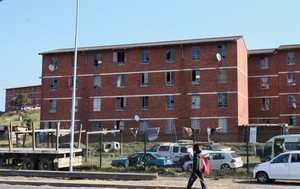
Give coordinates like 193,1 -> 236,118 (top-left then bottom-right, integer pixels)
1,176 -> 300,189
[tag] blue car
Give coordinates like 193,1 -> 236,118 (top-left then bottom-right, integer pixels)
111,152 -> 173,168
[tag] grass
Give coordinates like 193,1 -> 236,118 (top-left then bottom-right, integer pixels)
0,109 -> 40,128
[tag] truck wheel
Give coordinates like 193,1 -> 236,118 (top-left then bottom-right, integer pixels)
22,158 -> 37,170
38,158 -> 53,170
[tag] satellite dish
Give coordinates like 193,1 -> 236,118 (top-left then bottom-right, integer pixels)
48,64 -> 55,72
134,115 -> 140,122
216,53 -> 222,62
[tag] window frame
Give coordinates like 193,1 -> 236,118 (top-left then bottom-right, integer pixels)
218,118 -> 228,133
287,52 -> 295,65
166,95 -> 175,110
93,98 -> 101,112
261,77 -> 269,89
191,94 -> 200,109
261,98 -> 270,110
93,75 -> 101,89
113,51 -> 126,65
166,49 -> 175,63
165,119 -> 174,134
94,53 -> 102,67
191,47 -> 200,61
218,93 -> 228,108
218,45 -> 227,59
49,99 -> 57,113
141,72 -> 149,87
117,74 -> 125,88
141,50 -> 149,64
287,72 -> 296,86
191,119 -> 200,129
50,78 -> 57,91
218,69 -> 227,83
140,96 -> 149,110
165,71 -> 175,86
192,70 -> 200,84
260,57 -> 269,69
116,97 -> 126,111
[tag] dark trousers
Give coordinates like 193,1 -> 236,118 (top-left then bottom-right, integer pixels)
186,170 -> 206,189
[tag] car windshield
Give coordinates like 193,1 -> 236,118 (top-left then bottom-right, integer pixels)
152,153 -> 163,158
150,144 -> 160,151
230,152 -> 240,158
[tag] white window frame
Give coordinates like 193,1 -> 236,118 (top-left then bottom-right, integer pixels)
287,52 -> 295,65
261,98 -> 270,110
93,75 -> 101,89
141,72 -> 149,87
261,77 -> 269,89
191,119 -> 200,129
218,118 -> 228,133
166,120 -> 175,134
49,99 -> 56,113
116,97 -> 126,111
191,47 -> 200,61
288,94 -> 297,108
141,50 -> 149,64
288,73 -> 296,86
93,98 -> 101,112
113,51 -> 126,65
165,71 -> 175,86
218,45 -> 227,59
166,95 -> 175,110
192,70 -> 200,84
50,78 -> 57,91
94,53 -> 102,66
218,93 -> 227,108
218,69 -> 227,83
191,95 -> 200,109
260,57 -> 269,69
166,49 -> 175,63
117,74 -> 125,88
289,116 -> 297,126
140,96 -> 149,110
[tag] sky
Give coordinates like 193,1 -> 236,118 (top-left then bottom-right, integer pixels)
1,0 -> 300,112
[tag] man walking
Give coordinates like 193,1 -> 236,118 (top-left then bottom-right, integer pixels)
186,144 -> 207,189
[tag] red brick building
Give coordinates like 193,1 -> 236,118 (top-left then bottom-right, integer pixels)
248,45 -> 300,127
39,36 -> 248,141
5,85 -> 41,111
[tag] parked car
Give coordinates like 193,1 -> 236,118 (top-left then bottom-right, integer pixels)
253,151 -> 300,183
60,142 -> 96,157
147,143 -> 191,162
182,151 -> 243,171
203,144 -> 231,151
111,152 -> 173,168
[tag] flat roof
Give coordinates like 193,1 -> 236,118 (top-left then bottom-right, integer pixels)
248,48 -> 276,55
5,85 -> 41,90
39,36 -> 243,55
278,44 -> 300,50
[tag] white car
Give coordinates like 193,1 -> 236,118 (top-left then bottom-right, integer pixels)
182,151 -> 243,171
253,151 -> 300,183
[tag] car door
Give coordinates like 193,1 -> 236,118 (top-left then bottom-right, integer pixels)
269,153 -> 290,179
289,153 -> 300,179
210,152 -> 226,170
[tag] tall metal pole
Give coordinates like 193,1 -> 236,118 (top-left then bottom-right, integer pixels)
69,0 -> 79,172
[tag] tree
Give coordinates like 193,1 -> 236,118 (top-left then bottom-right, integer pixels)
8,93 -> 31,113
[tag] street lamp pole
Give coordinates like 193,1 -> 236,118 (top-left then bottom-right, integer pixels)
70,0 -> 79,172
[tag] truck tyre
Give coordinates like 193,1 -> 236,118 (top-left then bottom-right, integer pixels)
22,158 -> 37,170
38,158 -> 53,170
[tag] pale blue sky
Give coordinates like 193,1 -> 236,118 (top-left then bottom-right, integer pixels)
1,0 -> 300,112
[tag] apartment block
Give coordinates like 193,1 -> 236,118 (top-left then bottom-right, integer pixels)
39,36 -> 248,141
5,85 -> 41,111
248,45 -> 300,126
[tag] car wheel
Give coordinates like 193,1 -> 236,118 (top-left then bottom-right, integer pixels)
220,163 -> 231,170
256,171 -> 269,183
186,164 -> 193,172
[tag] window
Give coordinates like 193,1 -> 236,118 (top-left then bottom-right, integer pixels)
261,98 -> 270,110
289,116 -> 297,126
166,95 -> 175,110
260,57 -> 269,69
166,49 -> 175,62
191,95 -> 200,109
72,55 -> 79,68
69,76 -> 78,89
261,77 -> 269,89
117,74 -> 125,88
272,153 -> 290,163
166,119 -> 174,134
93,98 -> 101,112
51,57 -> 58,69
141,50 -> 149,64
140,96 -> 149,110
286,144 -> 300,151
140,120 -> 148,134
70,99 -> 78,112
93,75 -> 101,89
165,71 -> 175,86
113,51 -> 125,65
288,72 -> 296,86
287,52 -> 295,65
218,93 -> 227,108
262,119 -> 270,124
94,53 -> 102,66
218,118 -> 228,133
141,72 -> 149,87
212,153 -> 225,160
218,69 -> 227,83
45,122 -> 57,129
191,47 -> 200,61
114,120 -> 124,130
116,97 -> 126,111
191,119 -> 200,129
92,121 -> 100,131
288,94 -> 296,108
49,99 -> 56,113
218,45 -> 227,59
192,70 -> 200,84
50,78 -> 57,91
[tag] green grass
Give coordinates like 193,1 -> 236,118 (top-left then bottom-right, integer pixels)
0,109 -> 40,128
